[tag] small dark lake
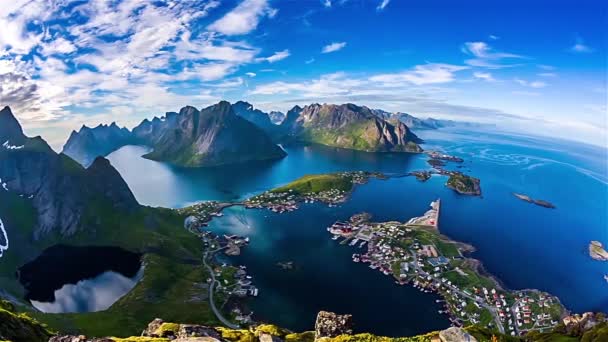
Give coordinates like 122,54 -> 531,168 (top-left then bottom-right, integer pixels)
19,245 -> 142,313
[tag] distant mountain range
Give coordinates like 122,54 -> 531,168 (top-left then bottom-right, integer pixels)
371,109 -> 461,130
62,123 -> 136,167
280,103 -> 423,153
61,101 -> 467,167
133,101 -> 286,167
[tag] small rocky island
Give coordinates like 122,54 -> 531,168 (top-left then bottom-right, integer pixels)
408,151 -> 482,196
447,172 -> 482,196
589,241 -> 608,261
513,193 -> 556,209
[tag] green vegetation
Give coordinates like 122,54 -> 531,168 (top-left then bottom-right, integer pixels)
154,322 -> 180,337
0,189 -> 217,337
446,173 -> 481,195
271,174 -> 354,195
0,300 -> 53,342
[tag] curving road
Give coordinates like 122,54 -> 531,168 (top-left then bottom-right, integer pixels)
202,249 -> 239,329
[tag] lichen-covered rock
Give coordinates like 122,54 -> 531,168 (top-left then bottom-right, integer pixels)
48,336 -> 113,342
141,318 -> 165,337
178,324 -> 222,340
314,311 -> 353,340
0,299 -> 53,342
259,332 -> 283,342
438,327 -> 477,342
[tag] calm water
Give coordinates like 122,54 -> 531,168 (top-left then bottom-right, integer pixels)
107,130 -> 608,335
31,268 -> 143,313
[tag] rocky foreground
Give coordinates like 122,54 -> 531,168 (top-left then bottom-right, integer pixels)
2,296 -> 608,342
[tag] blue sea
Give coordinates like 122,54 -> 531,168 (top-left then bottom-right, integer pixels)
108,128 -> 608,336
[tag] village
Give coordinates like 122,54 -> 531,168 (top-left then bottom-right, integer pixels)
327,199 -> 564,336
243,171 -> 385,213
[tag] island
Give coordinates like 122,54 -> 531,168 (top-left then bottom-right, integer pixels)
447,172 -> 482,196
513,193 -> 556,209
409,170 -> 432,182
244,172 -> 386,212
327,199 -> 565,336
589,241 -> 608,261
408,151 -> 483,196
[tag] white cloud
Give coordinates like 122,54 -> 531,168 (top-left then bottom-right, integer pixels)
305,58 -> 315,64
537,72 -> 557,77
370,63 -> 468,85
245,72 -> 256,77
489,35 -> 499,40
323,0 -> 332,8
208,0 -> 276,36
322,42 -> 347,53
515,79 -> 546,88
258,49 -> 290,63
462,41 -> 524,68
570,40 -> 593,53
377,0 -> 390,11
473,71 -> 495,81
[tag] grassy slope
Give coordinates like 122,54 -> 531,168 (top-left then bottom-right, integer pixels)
270,174 -> 354,195
0,188 -> 216,337
0,300 -> 53,342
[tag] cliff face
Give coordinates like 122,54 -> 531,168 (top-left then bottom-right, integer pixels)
231,101 -> 277,136
62,123 -> 136,167
281,103 -> 423,153
269,111 -> 286,125
0,107 -> 138,239
135,101 -> 286,167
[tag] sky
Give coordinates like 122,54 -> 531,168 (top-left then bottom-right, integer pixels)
0,0 -> 606,149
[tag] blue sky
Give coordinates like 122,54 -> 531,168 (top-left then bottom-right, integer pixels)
0,0 -> 606,149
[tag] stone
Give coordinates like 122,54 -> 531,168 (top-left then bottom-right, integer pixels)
142,318 -> 164,337
314,311 -> 353,340
438,327 -> 478,342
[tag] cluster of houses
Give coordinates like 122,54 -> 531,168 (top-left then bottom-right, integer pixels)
246,187 -> 349,213
245,191 -> 300,213
181,201 -> 224,230
326,202 -> 562,337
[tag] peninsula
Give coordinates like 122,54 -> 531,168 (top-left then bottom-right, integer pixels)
327,200 -> 565,336
245,172 -> 386,212
589,241 -> 608,261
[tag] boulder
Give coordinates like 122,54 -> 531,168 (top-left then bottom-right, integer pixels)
438,327 -> 477,342
314,311 -> 353,340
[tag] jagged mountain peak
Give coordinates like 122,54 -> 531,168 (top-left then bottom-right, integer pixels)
0,106 -> 26,143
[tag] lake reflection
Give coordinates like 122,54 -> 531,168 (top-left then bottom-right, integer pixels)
31,267 -> 143,313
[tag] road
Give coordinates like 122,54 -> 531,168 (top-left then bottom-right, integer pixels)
410,250 -> 505,334
202,248 -> 239,329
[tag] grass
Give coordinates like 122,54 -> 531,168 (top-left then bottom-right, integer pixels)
271,174 -> 354,195
0,300 -> 53,342
446,173 -> 480,194
1,189 -> 218,337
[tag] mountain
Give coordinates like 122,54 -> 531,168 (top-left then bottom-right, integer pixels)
133,101 -> 286,167
0,106 -> 223,337
269,110 -> 286,124
371,109 -> 456,130
62,123 -> 136,167
0,107 -> 138,239
231,101 -> 277,136
280,103 -> 423,153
